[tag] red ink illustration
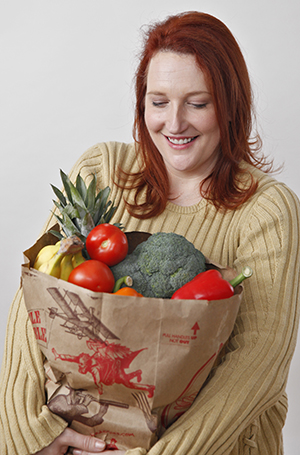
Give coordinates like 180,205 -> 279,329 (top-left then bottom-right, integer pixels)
46,286 -> 155,397
161,343 -> 224,428
43,285 -> 157,434
53,338 -> 155,397
106,438 -> 118,449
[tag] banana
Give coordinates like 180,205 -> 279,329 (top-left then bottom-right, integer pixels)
38,250 -> 65,278
60,254 -> 74,281
72,250 -> 86,268
33,242 -> 60,270
35,236 -> 84,278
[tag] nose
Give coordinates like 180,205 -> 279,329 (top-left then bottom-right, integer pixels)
166,104 -> 187,134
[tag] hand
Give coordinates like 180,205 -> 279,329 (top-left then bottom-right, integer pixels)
80,452 -> 126,455
35,428 -> 106,455
72,448 -> 126,455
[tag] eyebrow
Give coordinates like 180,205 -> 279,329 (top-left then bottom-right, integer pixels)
146,90 -> 211,96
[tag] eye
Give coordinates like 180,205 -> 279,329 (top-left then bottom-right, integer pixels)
152,101 -> 168,107
189,103 -> 207,109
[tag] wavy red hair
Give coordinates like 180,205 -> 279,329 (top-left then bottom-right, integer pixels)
118,11 -> 272,218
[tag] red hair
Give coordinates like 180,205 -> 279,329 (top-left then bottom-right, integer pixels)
118,11 -> 272,218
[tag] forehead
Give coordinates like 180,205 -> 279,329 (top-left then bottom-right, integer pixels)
146,51 -> 209,93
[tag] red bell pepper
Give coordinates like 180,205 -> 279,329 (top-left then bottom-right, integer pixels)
171,266 -> 253,301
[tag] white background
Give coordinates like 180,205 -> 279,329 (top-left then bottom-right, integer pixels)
1,1 -> 299,453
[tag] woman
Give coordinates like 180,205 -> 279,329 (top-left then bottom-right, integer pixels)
1,11 -> 299,455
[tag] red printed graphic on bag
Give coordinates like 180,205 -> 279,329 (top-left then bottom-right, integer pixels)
52,339 -> 155,398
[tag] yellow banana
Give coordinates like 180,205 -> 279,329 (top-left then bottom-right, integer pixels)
60,254 -> 74,281
36,236 -> 84,278
38,251 -> 65,278
33,242 -> 60,270
72,250 -> 86,268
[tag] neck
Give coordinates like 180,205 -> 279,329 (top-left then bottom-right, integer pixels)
168,175 -> 209,206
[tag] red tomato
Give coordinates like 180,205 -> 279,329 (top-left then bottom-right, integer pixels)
86,223 -> 128,266
68,259 -> 115,293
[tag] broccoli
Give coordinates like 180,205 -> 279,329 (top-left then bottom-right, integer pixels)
111,232 -> 206,298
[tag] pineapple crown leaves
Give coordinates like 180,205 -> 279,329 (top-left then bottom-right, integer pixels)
49,169 -> 121,241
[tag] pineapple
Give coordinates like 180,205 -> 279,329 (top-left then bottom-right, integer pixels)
49,169 -> 121,257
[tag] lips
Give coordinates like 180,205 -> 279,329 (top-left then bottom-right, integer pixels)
167,136 -> 198,145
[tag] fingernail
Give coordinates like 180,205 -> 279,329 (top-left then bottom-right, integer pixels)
95,439 -> 106,450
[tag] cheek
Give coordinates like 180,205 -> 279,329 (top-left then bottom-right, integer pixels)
210,120 -> 221,144
197,113 -> 220,141
145,107 -> 162,134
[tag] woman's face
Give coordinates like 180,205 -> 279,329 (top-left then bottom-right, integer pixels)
144,52 -> 220,180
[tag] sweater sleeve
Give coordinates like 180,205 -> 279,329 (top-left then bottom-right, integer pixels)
0,142 -> 133,455
0,289 -> 68,455
126,184 -> 300,455
0,144 -> 109,455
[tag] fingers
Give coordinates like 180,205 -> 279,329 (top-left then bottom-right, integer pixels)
61,428 -> 106,453
73,451 -> 126,455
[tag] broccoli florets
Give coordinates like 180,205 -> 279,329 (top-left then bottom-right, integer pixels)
111,232 -> 206,298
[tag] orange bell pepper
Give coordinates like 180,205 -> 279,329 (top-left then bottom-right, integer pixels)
114,287 -> 143,297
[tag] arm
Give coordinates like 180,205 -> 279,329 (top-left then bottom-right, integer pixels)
125,183 -> 300,455
0,143 -> 112,454
0,288 -> 69,454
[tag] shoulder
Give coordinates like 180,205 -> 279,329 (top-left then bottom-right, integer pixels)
72,141 -> 137,171
242,164 -> 300,213
68,141 -> 138,186
238,165 -> 300,241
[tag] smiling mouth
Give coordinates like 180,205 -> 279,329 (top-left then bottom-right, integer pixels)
167,136 -> 198,145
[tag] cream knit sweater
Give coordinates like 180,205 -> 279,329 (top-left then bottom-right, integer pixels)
1,142 -> 300,455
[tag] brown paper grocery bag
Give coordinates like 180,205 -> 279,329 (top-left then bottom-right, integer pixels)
21,228 -> 243,451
